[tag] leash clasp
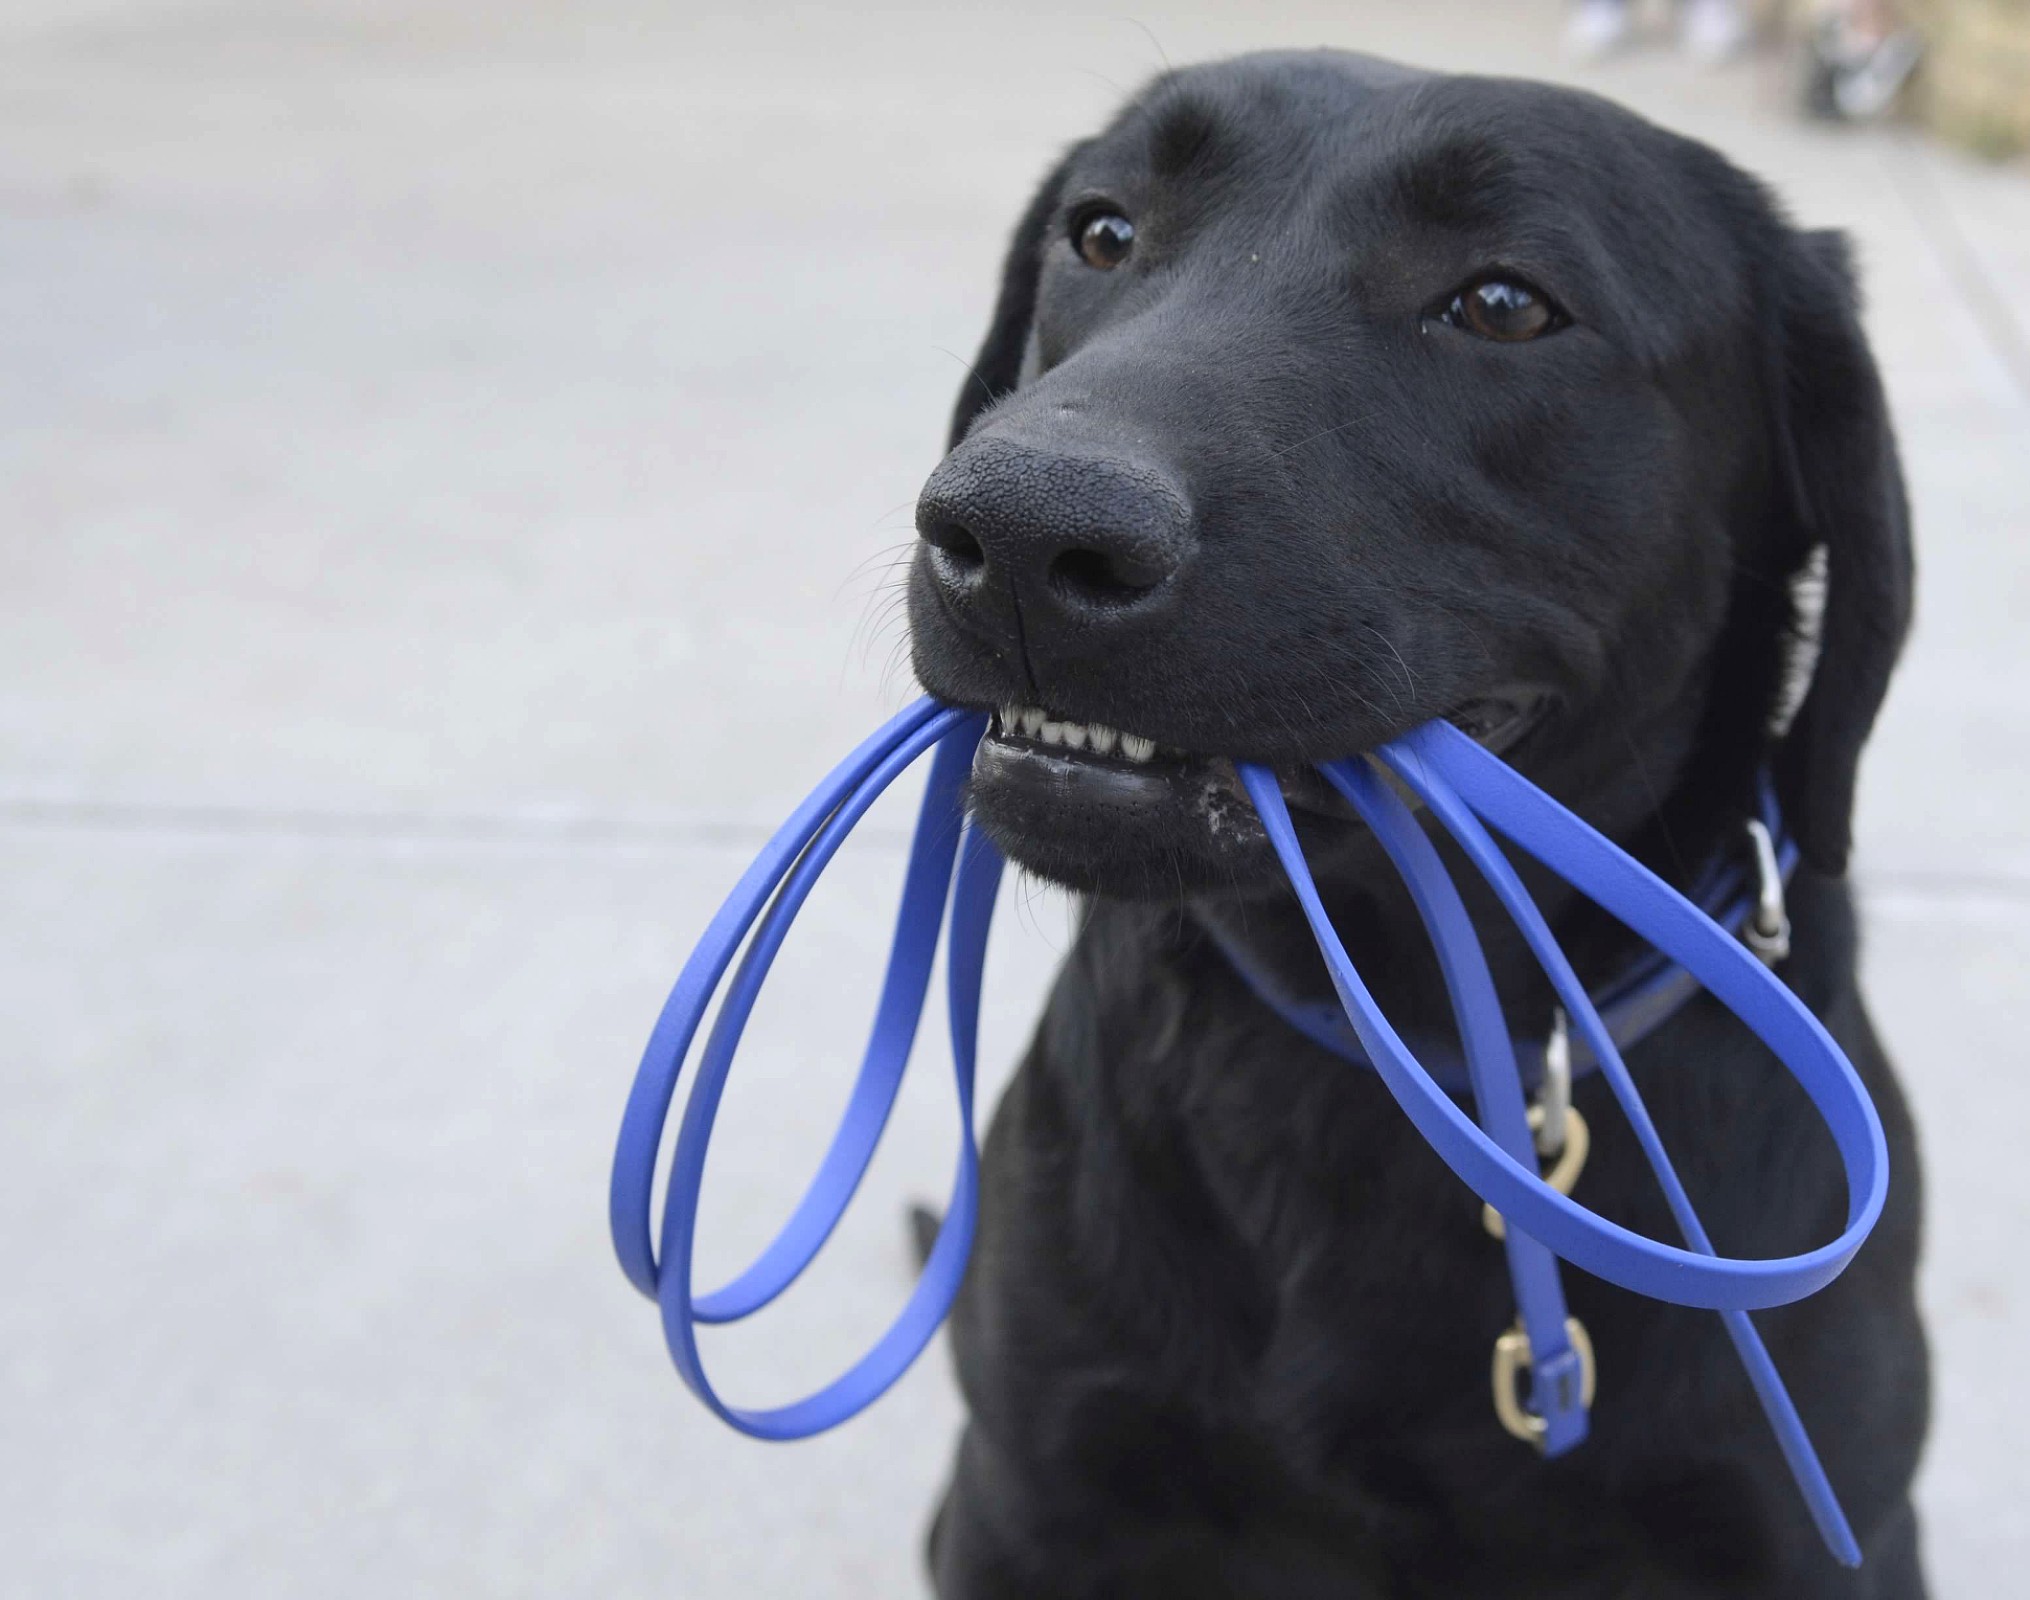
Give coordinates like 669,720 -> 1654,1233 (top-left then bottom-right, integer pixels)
1742,817 -> 1791,966
1492,1316 -> 1596,1449
1483,1009 -> 1589,1241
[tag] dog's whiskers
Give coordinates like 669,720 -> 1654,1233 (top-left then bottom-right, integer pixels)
1263,411 -> 1381,463
1362,624 -> 1420,713
933,345 -> 999,416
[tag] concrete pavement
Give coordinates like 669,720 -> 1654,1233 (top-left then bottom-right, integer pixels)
3,3 -> 2027,1594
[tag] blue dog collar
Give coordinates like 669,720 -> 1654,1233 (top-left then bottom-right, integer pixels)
608,699 -> 1886,1567
1197,774 -> 1798,1097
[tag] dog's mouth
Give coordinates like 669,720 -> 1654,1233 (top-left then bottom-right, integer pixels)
977,689 -> 1545,802
965,688 -> 1549,894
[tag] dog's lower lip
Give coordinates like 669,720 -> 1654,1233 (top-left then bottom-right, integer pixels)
1444,690 -> 1545,752
1274,689 -> 1548,819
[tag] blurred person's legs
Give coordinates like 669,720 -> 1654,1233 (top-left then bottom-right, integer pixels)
1803,0 -> 1925,118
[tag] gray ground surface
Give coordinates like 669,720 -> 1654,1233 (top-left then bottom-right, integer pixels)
4,3 -> 2027,1595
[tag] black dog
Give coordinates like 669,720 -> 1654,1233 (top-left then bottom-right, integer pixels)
905,51 -> 1924,1598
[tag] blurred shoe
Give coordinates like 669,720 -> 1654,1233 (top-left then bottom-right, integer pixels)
1564,0 -> 1635,61
1832,29 -> 1924,119
1681,0 -> 1751,65
1802,19 -> 1925,121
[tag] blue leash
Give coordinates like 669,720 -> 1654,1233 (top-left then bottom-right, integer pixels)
608,698 -> 1887,1565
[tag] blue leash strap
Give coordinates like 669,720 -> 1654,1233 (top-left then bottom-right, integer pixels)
1308,756 -> 1589,1457
609,696 -> 1887,1563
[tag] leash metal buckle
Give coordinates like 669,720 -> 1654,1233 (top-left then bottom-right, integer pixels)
1743,817 -> 1791,967
1483,1010 -> 1590,1241
1493,1316 -> 1596,1449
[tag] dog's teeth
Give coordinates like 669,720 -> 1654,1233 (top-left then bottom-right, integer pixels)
1000,709 -> 1159,762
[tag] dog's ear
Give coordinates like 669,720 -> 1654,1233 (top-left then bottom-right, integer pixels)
945,145 -> 1085,450
1767,228 -> 1914,876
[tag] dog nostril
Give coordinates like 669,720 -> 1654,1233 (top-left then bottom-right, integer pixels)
1048,545 -> 1167,607
920,521 -> 985,574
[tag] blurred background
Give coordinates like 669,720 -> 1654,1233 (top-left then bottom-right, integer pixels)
4,2 -> 2027,1595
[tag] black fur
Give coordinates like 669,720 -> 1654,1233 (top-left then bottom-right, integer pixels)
905,52 -> 1924,1597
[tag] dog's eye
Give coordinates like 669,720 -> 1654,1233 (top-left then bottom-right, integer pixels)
1074,209 -> 1135,270
1439,278 -> 1564,342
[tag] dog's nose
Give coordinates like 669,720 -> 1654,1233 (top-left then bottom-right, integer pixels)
914,435 -> 1192,658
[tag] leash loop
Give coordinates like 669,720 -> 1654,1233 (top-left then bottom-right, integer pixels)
608,700 -> 998,1438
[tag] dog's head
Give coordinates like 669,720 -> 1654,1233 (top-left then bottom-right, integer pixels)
907,52 -> 1910,899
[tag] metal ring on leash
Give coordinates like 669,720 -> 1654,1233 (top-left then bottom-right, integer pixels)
1483,1107 -> 1590,1242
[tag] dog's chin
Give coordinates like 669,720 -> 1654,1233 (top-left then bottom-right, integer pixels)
963,689 -> 1549,900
